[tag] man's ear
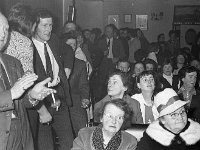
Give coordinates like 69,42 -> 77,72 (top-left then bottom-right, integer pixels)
137,83 -> 141,89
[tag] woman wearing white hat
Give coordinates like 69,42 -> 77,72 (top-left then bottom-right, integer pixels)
136,88 -> 200,150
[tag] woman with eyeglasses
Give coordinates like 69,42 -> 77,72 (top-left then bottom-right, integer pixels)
131,70 -> 162,124
136,88 -> 200,150
94,71 -> 143,126
72,99 -> 137,150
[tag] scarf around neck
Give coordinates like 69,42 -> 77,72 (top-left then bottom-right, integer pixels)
92,125 -> 122,150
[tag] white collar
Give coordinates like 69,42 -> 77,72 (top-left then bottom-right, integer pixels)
131,93 -> 153,106
32,37 -> 46,46
107,37 -> 113,42
163,73 -> 173,78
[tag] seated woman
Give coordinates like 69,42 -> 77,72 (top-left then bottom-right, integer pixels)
136,88 -> 200,150
131,61 -> 145,78
131,70 -> 161,124
94,71 -> 143,125
160,58 -> 180,91
72,99 -> 137,150
143,58 -> 158,71
173,53 -> 187,75
131,61 -> 145,95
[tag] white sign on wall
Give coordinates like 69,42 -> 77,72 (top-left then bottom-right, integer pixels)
136,15 -> 148,30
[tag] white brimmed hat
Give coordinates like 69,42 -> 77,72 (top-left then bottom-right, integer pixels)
154,88 -> 187,117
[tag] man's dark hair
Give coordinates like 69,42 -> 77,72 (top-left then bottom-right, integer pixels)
117,58 -> 130,66
33,8 -> 53,31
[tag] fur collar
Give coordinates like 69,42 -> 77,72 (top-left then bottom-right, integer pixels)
180,119 -> 200,145
146,119 -> 200,146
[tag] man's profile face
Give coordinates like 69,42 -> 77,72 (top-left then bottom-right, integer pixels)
0,13 -> 9,51
34,18 -> 53,42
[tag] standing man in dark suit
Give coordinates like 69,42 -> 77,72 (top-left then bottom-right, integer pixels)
60,21 -> 77,79
31,9 -> 74,150
0,11 -> 56,150
96,24 -> 126,100
62,32 -> 90,136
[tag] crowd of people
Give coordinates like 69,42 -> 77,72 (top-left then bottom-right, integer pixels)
0,2 -> 200,150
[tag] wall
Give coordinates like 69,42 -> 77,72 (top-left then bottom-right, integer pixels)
1,0 -> 200,41
76,0 -> 200,42
76,0 -> 104,29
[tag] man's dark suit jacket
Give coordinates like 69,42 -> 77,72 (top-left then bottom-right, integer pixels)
69,58 -> 89,135
60,41 -> 74,70
69,58 -> 89,107
0,53 -> 34,150
94,37 -> 126,100
33,34 -> 72,108
97,37 -> 126,60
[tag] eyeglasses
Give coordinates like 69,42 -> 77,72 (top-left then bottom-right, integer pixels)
169,110 -> 187,119
140,77 -> 154,83
104,113 -> 124,122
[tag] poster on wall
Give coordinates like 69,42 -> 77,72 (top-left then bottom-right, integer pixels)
136,15 -> 148,30
108,15 -> 119,28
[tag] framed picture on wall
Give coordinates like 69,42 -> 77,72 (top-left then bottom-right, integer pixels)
108,15 -> 119,28
124,14 -> 132,23
136,15 -> 148,30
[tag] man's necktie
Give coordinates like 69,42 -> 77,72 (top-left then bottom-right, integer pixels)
44,43 -> 58,108
107,39 -> 110,50
44,43 -> 53,81
1,65 -> 11,90
1,64 -> 18,117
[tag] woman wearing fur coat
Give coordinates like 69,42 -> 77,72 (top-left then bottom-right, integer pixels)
136,88 -> 200,150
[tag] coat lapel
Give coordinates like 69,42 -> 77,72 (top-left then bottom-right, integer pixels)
32,44 -> 47,81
